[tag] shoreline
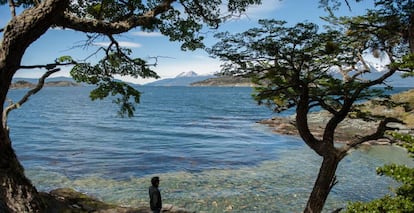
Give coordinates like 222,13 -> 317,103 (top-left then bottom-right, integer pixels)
26,88 -> 414,212
41,188 -> 193,213
258,111 -> 412,145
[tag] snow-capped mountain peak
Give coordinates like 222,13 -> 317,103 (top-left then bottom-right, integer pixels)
176,71 -> 198,78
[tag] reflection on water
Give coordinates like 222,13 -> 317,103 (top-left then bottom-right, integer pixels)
27,144 -> 413,212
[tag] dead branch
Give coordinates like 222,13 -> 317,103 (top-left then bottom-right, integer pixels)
350,53 -> 370,81
340,117 -> 405,153
8,0 -> 16,17
2,68 -> 60,129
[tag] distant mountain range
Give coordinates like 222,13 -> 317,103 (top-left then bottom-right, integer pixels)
11,62 -> 413,88
145,71 -> 216,86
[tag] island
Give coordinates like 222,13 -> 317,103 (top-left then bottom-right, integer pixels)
191,76 -> 255,87
10,80 -> 80,89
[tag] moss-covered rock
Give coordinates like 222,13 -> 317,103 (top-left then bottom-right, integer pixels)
40,188 -> 194,213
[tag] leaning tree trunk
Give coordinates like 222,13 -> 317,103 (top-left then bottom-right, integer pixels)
0,129 -> 45,212
0,0 -> 69,211
304,154 -> 341,213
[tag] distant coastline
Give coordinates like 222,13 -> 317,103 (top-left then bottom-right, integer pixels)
191,76 -> 255,87
10,80 -> 80,89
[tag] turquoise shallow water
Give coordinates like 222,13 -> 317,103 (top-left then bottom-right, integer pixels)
7,86 -> 414,212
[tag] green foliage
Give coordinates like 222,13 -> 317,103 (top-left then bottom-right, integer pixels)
345,196 -> 414,213
394,54 -> 414,77
209,19 -> 390,114
70,48 -> 158,117
55,55 -> 75,63
389,132 -> 414,154
89,81 -> 141,118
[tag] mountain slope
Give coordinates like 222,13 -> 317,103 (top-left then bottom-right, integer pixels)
145,71 -> 215,86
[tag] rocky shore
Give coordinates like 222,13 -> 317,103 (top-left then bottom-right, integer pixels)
41,188 -> 193,213
259,111 -> 413,146
260,89 -> 414,145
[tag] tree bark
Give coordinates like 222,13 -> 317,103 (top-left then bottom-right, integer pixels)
0,130 -> 44,212
304,154 -> 341,213
0,0 -> 69,211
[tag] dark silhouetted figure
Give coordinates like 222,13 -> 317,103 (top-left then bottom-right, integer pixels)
149,176 -> 162,213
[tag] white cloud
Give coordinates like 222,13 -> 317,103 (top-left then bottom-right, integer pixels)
130,31 -> 163,37
14,66 -> 73,79
244,0 -> 284,18
93,41 -> 142,48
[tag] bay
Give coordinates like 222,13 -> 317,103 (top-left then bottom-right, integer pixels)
6,86 -> 414,212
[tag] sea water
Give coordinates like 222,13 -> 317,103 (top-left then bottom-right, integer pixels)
7,86 -> 414,212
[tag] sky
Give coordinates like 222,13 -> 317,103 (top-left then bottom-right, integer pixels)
0,0 -> 390,85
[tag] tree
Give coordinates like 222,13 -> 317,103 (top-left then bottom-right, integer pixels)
209,1 -> 413,212
0,0 -> 262,212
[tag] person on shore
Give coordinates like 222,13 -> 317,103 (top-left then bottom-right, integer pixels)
149,176 -> 162,213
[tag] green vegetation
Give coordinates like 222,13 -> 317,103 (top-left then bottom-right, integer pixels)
191,76 -> 255,87
345,133 -> 414,212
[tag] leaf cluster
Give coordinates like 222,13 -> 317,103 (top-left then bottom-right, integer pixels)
70,47 -> 158,117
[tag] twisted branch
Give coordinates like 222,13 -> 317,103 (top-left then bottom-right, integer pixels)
339,117 -> 405,154
2,68 -> 60,129
58,0 -> 176,35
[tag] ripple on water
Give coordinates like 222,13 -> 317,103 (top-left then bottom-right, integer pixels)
26,144 -> 413,213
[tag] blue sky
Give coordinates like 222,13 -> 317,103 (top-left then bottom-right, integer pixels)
1,0 -> 384,84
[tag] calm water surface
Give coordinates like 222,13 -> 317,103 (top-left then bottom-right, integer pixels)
7,86 -> 414,212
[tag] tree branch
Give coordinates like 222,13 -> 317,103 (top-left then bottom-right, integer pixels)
2,68 -> 60,129
8,0 -> 16,17
340,117 -> 405,153
20,62 -> 76,70
296,88 -> 324,155
57,0 -> 176,35
180,0 -> 221,29
359,49 -> 397,88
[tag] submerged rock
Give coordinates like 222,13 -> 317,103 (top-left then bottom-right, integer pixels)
41,188 -> 194,213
